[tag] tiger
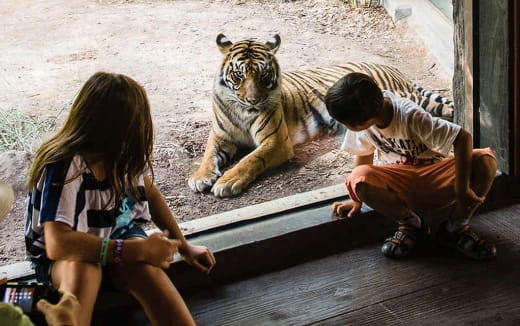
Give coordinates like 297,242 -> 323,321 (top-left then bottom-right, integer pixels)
188,34 -> 455,197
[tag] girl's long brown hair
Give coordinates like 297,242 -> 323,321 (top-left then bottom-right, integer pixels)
28,72 -> 154,203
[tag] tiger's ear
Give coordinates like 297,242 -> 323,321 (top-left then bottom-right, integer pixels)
216,34 -> 233,54
265,34 -> 281,54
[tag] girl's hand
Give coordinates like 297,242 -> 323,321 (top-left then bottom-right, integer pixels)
332,200 -> 361,218
179,243 -> 216,275
143,230 -> 181,269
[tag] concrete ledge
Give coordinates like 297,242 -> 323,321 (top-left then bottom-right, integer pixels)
382,0 -> 454,75
383,0 -> 412,21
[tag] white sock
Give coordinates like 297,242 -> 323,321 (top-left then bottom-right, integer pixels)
446,217 -> 470,232
398,210 -> 422,229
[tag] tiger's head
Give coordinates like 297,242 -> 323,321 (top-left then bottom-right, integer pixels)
216,34 -> 282,114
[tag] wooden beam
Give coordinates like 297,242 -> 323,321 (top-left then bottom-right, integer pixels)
148,183 -> 348,236
513,0 -> 520,176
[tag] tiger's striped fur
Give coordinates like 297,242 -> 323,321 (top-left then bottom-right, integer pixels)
188,34 -> 455,197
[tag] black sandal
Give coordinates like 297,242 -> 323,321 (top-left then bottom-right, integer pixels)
381,222 -> 431,259
436,222 -> 496,260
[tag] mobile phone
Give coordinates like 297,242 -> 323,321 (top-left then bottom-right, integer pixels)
1,281 -> 60,318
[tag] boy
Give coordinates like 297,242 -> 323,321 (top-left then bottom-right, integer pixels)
325,72 -> 497,260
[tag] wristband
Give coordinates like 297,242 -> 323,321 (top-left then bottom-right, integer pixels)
99,237 -> 110,266
113,239 -> 124,264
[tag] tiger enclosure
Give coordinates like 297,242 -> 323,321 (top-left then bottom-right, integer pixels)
0,0 -> 454,265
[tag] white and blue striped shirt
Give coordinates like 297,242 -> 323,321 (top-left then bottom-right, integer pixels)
24,154 -> 151,263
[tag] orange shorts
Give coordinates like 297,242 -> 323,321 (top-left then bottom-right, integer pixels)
346,148 -> 495,210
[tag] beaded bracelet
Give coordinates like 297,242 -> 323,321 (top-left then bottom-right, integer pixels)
99,237 -> 110,266
113,239 -> 124,264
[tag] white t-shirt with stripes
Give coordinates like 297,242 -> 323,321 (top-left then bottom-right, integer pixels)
24,154 -> 151,263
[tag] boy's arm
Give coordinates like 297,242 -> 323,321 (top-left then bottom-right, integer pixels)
332,154 -> 372,218
355,153 -> 374,166
452,128 -> 484,207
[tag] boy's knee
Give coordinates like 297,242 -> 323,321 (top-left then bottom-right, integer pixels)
349,164 -> 377,180
473,154 -> 497,180
355,181 -> 369,199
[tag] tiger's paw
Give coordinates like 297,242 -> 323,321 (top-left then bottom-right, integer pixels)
188,171 -> 220,193
211,175 -> 249,198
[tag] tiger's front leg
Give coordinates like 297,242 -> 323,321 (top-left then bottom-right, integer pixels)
211,110 -> 294,197
188,129 -> 238,193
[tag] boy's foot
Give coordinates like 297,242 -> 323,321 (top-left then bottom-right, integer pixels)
381,221 -> 431,259
436,222 -> 496,260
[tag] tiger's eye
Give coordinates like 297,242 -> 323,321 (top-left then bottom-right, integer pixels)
234,71 -> 243,79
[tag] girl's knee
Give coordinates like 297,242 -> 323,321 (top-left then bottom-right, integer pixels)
52,261 -> 102,288
110,263 -> 165,290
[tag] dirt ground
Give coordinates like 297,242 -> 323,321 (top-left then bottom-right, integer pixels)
0,0 -> 452,265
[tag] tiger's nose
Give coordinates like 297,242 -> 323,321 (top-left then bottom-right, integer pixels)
246,97 -> 259,105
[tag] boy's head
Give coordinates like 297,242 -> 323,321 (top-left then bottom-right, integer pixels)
325,72 -> 383,129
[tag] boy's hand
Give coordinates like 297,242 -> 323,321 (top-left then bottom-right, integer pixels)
332,200 -> 361,218
143,230 -> 181,269
456,187 -> 485,212
179,244 -> 216,275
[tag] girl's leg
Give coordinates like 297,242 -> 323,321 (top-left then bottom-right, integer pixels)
51,260 -> 102,326
109,262 -> 195,326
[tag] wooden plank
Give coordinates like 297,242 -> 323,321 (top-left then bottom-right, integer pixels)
148,183 -> 347,236
184,204 -> 520,326
312,275 -> 520,325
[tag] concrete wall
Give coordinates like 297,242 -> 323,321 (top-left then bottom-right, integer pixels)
382,0 -> 454,76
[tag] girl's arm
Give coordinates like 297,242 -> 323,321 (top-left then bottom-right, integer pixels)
44,221 -> 179,269
144,176 -> 216,273
144,175 -> 188,246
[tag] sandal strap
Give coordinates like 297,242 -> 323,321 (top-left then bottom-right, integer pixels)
438,222 -> 496,260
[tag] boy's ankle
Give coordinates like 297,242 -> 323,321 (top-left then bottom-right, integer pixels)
445,217 -> 470,232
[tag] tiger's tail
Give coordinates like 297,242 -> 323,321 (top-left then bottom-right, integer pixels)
411,84 -> 454,121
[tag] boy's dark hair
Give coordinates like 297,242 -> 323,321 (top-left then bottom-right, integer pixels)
325,72 -> 384,126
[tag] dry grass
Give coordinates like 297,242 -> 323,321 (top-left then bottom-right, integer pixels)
0,107 -> 67,153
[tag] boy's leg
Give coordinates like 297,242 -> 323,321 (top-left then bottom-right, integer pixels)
437,149 -> 497,260
449,152 -> 497,228
109,262 -> 195,326
51,260 -> 102,326
348,164 -> 428,258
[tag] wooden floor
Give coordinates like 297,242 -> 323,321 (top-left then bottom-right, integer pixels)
93,202 -> 520,326
184,202 -> 520,326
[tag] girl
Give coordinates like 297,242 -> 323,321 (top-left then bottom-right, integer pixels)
24,72 -> 216,326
